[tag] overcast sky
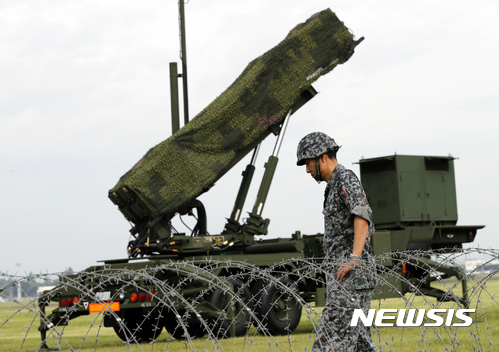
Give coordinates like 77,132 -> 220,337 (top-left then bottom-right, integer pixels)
1,0 -> 498,275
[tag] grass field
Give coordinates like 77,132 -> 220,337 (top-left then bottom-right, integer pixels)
1,277 -> 498,352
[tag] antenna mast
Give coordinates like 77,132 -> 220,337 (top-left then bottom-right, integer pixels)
179,0 -> 189,126
170,1 -> 189,134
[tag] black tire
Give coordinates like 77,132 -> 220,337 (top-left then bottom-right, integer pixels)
163,310 -> 206,339
209,278 -> 253,337
231,278 -> 254,336
113,308 -> 163,343
251,276 -> 302,335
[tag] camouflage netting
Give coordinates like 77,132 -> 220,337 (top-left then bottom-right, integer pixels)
109,8 -> 358,222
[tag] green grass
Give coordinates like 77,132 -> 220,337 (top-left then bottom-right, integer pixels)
1,278 -> 499,351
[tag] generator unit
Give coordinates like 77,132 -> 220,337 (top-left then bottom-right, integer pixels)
359,155 -> 483,300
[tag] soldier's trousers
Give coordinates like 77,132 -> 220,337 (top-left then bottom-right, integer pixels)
312,289 -> 376,352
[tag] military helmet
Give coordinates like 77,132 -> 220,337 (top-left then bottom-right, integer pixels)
296,132 -> 339,166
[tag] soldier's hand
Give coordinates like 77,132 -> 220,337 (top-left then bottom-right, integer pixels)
337,257 -> 360,281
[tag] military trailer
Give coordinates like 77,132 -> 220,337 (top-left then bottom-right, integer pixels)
36,150 -> 482,345
35,6 -> 482,350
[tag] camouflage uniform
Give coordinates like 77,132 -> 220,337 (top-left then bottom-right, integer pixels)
297,132 -> 376,351
312,164 -> 377,351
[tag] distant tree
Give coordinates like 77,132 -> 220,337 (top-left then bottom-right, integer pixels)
44,276 -> 59,285
20,281 -> 30,297
26,286 -> 38,297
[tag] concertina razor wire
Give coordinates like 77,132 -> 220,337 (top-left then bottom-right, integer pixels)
1,248 -> 499,352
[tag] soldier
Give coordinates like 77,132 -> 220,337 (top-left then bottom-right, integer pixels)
296,132 -> 377,351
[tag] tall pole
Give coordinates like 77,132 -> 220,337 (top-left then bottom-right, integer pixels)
16,263 -> 21,300
169,62 -> 180,134
179,0 -> 189,125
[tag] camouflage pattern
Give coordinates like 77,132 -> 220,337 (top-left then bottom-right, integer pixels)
313,289 -> 376,352
321,164 -> 376,290
109,9 -> 359,223
296,132 -> 340,166
313,164 -> 377,351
